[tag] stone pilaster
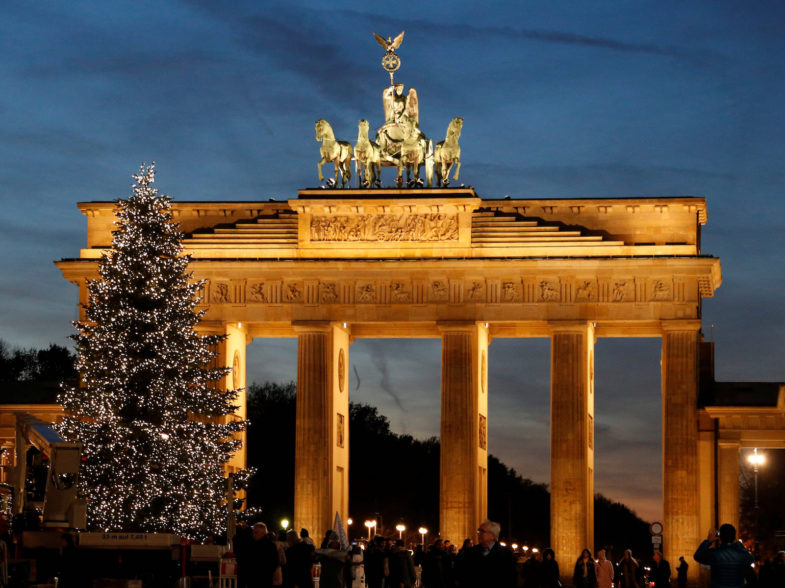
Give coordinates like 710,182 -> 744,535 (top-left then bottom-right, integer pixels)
294,322 -> 350,538
661,323 -> 701,585
717,441 -> 741,531
550,322 -> 595,564
439,322 -> 489,543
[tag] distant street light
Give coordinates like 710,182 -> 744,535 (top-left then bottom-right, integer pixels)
365,520 -> 376,541
418,527 -> 428,547
748,448 -> 766,510
281,518 -> 289,530
396,523 -> 406,540
347,518 -> 353,526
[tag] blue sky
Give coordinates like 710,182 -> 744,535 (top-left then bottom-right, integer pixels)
2,1 -> 784,523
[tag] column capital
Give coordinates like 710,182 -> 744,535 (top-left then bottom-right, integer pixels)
548,321 -> 595,336
436,321 -> 488,334
660,319 -> 702,333
291,320 -> 350,335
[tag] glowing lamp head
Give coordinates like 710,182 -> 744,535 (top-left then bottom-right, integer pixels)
396,524 -> 406,532
418,527 -> 428,535
365,520 -> 376,529
748,452 -> 766,466
281,519 -> 289,529
347,518 -> 353,525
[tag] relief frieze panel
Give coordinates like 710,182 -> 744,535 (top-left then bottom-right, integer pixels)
575,279 -> 597,302
650,279 -> 673,301
309,213 -> 458,242
429,280 -> 449,302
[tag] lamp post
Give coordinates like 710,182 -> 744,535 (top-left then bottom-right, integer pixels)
748,447 -> 765,553
365,520 -> 376,541
396,524 -> 406,540
748,448 -> 765,510
418,527 -> 428,547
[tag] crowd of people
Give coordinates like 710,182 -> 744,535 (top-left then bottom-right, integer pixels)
231,520 -> 785,588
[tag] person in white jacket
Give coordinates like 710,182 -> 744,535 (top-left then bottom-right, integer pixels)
596,549 -> 615,588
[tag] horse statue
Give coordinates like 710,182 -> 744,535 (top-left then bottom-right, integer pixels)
397,118 -> 426,187
354,119 -> 381,188
315,119 -> 353,188
434,117 -> 463,187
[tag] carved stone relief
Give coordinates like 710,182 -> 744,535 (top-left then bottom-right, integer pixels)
284,282 -> 303,303
320,282 -> 339,303
650,279 -> 672,301
338,348 -> 346,393
479,414 -> 487,450
501,281 -> 521,302
538,280 -> 560,302
575,280 -> 597,302
466,280 -> 485,301
248,281 -> 268,303
390,281 -> 411,303
357,282 -> 377,303
232,351 -> 241,389
310,213 -> 459,242
337,413 -> 345,448
430,280 -> 448,302
212,282 -> 231,304
611,280 -> 633,302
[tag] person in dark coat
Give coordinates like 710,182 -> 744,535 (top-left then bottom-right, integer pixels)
284,529 -> 315,588
388,539 -> 417,588
676,556 -> 688,588
423,539 -> 451,588
245,522 -> 282,588
650,552 -> 671,588
459,519 -> 517,588
693,525 -> 754,588
365,535 -> 389,588
573,549 -> 598,588
617,550 -> 640,588
540,549 -> 560,588
521,549 -> 542,588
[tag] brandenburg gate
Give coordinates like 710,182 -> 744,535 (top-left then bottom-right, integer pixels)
54,33 -> 724,585
56,189 -> 721,578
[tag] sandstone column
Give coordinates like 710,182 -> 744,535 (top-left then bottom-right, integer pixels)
661,322 -> 701,585
717,440 -> 741,531
225,322 -> 249,471
550,321 -> 595,562
294,322 -> 350,538
439,322 -> 489,542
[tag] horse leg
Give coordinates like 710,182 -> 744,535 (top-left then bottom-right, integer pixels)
318,158 -> 326,182
453,159 -> 461,181
373,163 -> 381,187
342,157 -> 352,188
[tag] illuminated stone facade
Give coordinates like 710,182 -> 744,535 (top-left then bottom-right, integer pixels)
57,188 -> 728,582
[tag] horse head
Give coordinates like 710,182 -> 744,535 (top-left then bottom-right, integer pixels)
358,119 -> 370,136
447,117 -> 464,140
315,119 -> 331,141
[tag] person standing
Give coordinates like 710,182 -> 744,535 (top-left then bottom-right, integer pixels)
693,525 -> 754,588
540,549 -> 561,588
617,550 -> 640,588
650,552 -> 671,588
245,523 -> 282,588
595,550 -> 614,588
676,556 -> 688,588
459,519 -> 517,588
389,539 -> 417,588
284,529 -> 314,588
573,549 -> 598,588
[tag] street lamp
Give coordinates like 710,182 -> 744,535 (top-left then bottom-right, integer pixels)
347,518 -> 353,526
396,524 -> 406,540
748,448 -> 766,510
365,520 -> 376,541
280,518 -> 289,530
418,527 -> 428,547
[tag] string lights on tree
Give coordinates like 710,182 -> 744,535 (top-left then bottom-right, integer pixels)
57,164 -> 249,540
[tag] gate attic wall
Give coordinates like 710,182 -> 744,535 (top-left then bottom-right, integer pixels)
56,190 -> 721,583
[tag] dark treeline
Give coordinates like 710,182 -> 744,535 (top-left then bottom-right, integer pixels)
0,340 -> 77,383
246,381 -> 652,558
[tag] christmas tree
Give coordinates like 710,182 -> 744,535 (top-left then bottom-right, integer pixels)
58,164 -> 247,540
